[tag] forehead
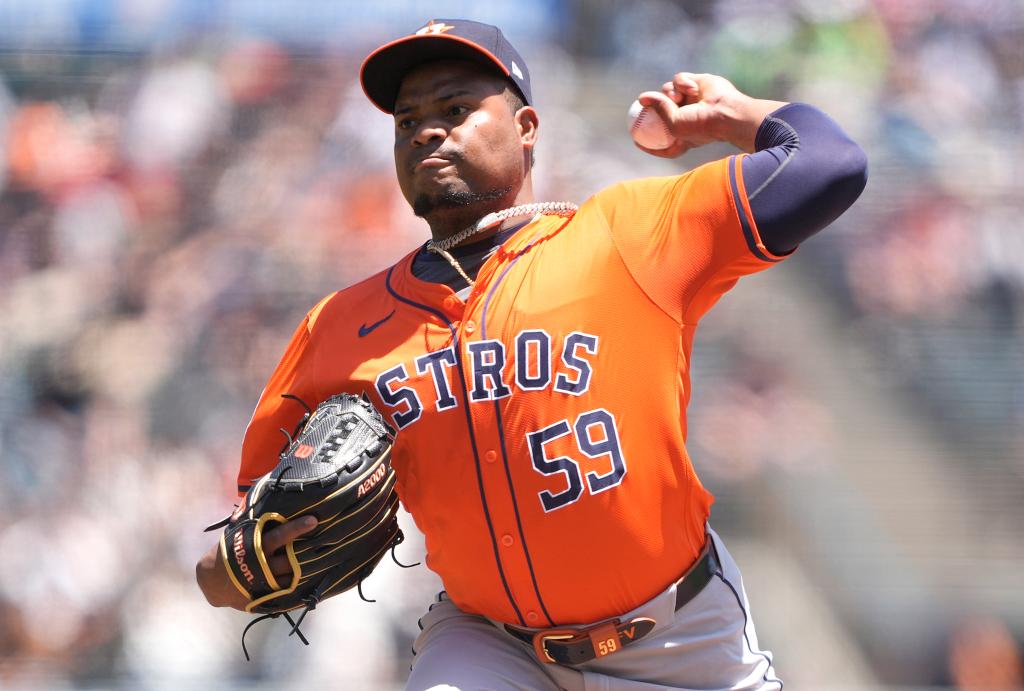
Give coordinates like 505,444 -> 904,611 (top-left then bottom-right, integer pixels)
394,60 -> 505,106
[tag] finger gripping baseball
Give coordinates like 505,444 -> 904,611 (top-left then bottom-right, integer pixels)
217,392 -> 403,657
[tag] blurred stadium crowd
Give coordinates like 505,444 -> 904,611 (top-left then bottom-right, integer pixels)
0,0 -> 1021,688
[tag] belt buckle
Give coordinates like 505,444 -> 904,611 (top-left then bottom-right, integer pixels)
531,628 -> 577,664
528,616 -> 658,664
530,618 -> 631,664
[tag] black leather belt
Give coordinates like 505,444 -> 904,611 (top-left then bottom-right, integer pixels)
504,537 -> 720,665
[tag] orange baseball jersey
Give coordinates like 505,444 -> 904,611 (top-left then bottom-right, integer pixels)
238,155 -> 790,628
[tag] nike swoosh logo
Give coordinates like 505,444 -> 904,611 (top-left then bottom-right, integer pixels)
358,310 -> 396,337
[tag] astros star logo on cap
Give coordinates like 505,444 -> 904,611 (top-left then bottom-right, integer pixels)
416,21 -> 454,35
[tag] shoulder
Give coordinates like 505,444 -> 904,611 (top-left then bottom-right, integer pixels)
306,254 -> 411,334
587,159 -> 733,215
580,159 -> 734,232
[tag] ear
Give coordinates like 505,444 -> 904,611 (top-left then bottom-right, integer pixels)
515,106 -> 539,154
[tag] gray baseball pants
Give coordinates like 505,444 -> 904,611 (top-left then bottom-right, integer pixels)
405,527 -> 782,690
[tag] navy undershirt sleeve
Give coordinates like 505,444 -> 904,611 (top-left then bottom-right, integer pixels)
741,103 -> 868,255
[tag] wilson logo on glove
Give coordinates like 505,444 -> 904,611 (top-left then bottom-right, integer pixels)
232,530 -> 256,585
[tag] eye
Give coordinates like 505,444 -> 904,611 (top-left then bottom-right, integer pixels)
446,105 -> 469,118
396,117 -> 417,131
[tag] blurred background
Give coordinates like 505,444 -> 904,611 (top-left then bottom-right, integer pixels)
0,0 -> 1021,689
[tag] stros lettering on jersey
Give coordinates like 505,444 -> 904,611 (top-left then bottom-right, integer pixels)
238,156 -> 790,628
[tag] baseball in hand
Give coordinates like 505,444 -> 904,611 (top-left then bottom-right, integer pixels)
628,99 -> 675,150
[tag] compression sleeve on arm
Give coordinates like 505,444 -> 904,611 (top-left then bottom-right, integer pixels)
741,103 -> 868,255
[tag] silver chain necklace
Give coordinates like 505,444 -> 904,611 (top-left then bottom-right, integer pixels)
425,201 -> 578,288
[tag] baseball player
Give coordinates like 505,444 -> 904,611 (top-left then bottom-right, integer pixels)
197,18 -> 867,690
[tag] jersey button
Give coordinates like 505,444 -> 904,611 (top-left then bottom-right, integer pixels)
501,534 -> 514,547
484,450 -> 497,463
464,320 -> 476,334
526,611 -> 539,624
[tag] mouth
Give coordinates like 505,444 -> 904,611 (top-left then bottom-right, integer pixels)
413,156 -> 453,173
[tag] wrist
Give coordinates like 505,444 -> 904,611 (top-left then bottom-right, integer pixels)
197,542 -> 248,609
712,94 -> 789,152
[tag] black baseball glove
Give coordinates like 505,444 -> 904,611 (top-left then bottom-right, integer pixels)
207,392 -> 406,657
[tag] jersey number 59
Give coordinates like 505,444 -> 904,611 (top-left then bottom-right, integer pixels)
526,408 -> 627,512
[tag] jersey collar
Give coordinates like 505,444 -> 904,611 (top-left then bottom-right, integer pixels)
391,214 -> 549,306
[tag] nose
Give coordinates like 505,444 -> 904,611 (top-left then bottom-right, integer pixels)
412,120 -> 447,148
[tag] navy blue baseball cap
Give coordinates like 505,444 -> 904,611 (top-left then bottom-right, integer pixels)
359,19 -> 532,114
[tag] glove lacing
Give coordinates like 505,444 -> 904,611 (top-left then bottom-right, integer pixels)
238,532 -> 418,661
239,570 -> 333,661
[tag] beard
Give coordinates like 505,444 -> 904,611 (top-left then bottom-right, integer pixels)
412,184 -> 514,217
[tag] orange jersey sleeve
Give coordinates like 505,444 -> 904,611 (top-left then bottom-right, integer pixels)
594,155 -> 791,325
236,297 -> 332,495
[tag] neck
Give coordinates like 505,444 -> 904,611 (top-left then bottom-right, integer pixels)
422,192 -> 580,288
426,180 -> 535,245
